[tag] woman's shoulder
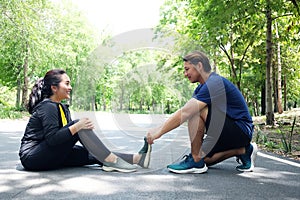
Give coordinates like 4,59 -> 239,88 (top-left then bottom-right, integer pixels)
34,99 -> 58,112
41,99 -> 57,106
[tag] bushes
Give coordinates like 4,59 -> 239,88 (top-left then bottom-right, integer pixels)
253,112 -> 299,157
0,106 -> 28,119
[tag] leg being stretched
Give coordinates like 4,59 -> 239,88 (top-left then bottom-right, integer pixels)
78,129 -> 137,172
114,137 -> 152,168
63,145 -> 103,167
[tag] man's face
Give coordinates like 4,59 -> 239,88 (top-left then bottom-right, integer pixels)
184,61 -> 201,83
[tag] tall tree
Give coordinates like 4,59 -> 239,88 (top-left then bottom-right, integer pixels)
0,0 -> 99,109
265,0 -> 274,125
275,21 -> 283,114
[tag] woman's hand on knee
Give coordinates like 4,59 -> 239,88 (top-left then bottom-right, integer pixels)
76,118 -> 94,131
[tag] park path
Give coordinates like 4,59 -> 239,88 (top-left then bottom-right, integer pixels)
0,112 -> 300,200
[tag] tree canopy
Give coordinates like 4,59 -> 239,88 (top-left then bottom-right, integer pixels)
156,0 -> 300,123
0,0 -> 299,124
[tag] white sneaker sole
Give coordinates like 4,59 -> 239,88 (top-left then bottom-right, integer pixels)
167,164 -> 208,174
250,142 -> 258,171
102,166 -> 137,173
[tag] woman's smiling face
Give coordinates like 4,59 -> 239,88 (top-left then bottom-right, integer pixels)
51,73 -> 72,102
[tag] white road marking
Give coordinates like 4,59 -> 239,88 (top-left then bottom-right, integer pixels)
258,152 -> 300,168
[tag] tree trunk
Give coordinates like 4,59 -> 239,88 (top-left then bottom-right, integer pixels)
261,83 -> 266,115
139,98 -> 143,111
212,59 -> 217,72
265,0 -> 275,125
91,95 -> 95,111
255,99 -> 259,116
119,85 -> 124,111
21,43 -> 29,109
219,43 -> 238,88
16,66 -> 22,108
127,95 -> 130,111
275,21 -> 283,114
283,74 -> 287,111
273,65 -> 278,113
102,86 -> 107,111
103,97 -> 107,111
95,100 -> 98,111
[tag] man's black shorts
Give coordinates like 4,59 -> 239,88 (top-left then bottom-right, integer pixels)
203,112 -> 251,158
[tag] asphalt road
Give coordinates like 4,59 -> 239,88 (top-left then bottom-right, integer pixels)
0,112 -> 299,200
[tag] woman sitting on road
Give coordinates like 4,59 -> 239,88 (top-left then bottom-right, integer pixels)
19,69 -> 151,172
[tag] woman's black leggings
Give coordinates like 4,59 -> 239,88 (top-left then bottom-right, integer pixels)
21,130 -> 134,171
78,129 -> 134,164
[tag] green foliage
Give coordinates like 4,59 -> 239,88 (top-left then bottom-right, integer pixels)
73,49 -> 193,113
0,0 -> 100,109
264,141 -> 279,149
277,116 -> 297,153
157,0 -> 300,117
0,0 -> 299,119
0,85 -> 15,106
0,106 -> 28,119
255,126 -> 280,150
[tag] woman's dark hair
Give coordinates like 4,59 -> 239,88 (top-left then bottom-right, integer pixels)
27,69 -> 66,114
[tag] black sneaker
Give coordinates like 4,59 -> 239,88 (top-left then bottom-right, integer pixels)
138,137 -> 152,168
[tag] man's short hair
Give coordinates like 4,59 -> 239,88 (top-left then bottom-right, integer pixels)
183,51 -> 211,72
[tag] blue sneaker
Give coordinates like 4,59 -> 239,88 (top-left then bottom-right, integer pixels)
167,154 -> 208,174
236,143 -> 258,172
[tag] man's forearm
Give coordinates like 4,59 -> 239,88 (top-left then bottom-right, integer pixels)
157,109 -> 185,138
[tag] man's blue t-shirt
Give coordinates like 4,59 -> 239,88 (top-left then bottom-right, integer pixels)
192,72 -> 253,139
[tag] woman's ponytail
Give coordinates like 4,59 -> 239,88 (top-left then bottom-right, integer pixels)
27,78 -> 44,114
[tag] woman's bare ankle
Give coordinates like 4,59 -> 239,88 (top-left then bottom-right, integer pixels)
133,154 -> 141,164
104,153 -> 117,163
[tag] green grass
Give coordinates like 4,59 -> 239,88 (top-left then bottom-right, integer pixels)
0,106 -> 29,119
253,110 -> 299,159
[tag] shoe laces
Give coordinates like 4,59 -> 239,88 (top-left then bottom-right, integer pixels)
181,154 -> 193,163
236,156 -> 241,164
